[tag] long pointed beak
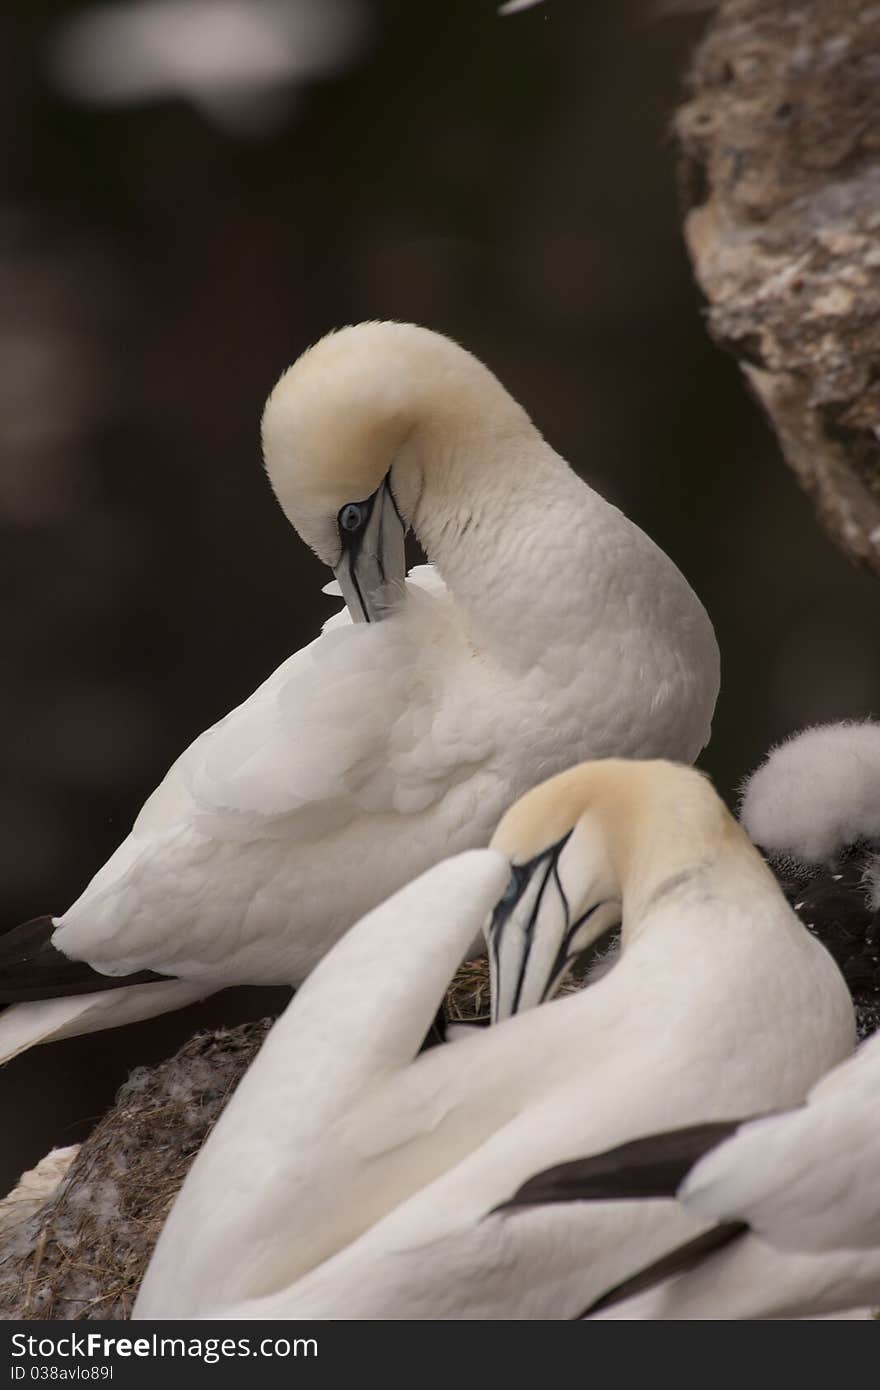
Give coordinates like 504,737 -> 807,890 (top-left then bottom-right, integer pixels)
334,478 -> 406,623
485,837 -> 620,1022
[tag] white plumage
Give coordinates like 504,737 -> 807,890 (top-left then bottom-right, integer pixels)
2,322 -> 719,1059
596,1238 -> 880,1322
590,1030 -> 880,1319
134,849 -> 511,1318
134,759 -> 852,1320
683,1032 -> 880,1254
740,719 -> 880,875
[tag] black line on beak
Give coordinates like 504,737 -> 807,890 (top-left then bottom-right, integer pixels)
374,483 -> 389,588
488,859 -> 538,1017
539,898 -> 609,1005
511,854 -> 555,1016
337,488 -> 379,623
348,564 -> 371,624
489,831 -> 575,1018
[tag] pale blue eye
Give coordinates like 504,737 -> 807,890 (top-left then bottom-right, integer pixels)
501,868 -> 524,903
339,502 -> 366,532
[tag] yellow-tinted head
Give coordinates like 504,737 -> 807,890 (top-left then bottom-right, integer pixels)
487,759 -> 742,1020
262,323 -> 522,553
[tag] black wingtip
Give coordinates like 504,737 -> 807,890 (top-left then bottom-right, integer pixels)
580,1221 -> 748,1318
0,915 -> 169,1002
491,1119 -> 748,1217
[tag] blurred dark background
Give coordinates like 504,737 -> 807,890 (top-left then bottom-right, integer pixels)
2,0 -> 879,1188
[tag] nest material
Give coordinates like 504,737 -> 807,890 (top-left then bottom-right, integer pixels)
0,1018 -> 273,1321
445,958 -> 494,1022
2,957 -> 582,1321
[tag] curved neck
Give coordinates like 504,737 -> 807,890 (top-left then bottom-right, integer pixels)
408,426 -> 615,665
612,796 -> 775,943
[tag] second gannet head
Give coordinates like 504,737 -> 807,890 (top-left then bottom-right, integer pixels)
486,759 -> 758,1021
261,321 -> 531,623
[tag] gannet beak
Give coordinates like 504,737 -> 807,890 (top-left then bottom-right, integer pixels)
486,835 -> 620,1022
333,476 -> 406,624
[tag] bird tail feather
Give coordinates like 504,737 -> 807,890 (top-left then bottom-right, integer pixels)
0,915 -> 168,1003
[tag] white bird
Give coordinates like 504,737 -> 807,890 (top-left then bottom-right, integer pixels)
0,322 -> 720,1061
506,1028 -> 880,1320
134,759 -> 852,1320
740,720 -> 880,1037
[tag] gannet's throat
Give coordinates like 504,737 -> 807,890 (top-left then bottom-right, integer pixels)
333,474 -> 406,623
486,830 -> 621,1022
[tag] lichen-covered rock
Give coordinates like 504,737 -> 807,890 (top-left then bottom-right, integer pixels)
677,0 -> 880,576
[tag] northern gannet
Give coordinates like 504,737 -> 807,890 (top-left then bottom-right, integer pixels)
502,1028 -> 880,1320
0,322 -> 719,1061
134,759 -> 851,1320
740,720 -> 880,1038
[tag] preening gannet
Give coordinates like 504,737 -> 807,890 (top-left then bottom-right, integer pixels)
135,759 -> 851,1321
740,720 -> 880,1038
504,1028 -> 880,1320
0,322 -> 719,1061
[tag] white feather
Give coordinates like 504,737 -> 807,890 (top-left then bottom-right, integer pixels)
0,982 -> 212,1063
682,1029 -> 880,1255
740,719 -> 880,867
596,1032 -> 880,1320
